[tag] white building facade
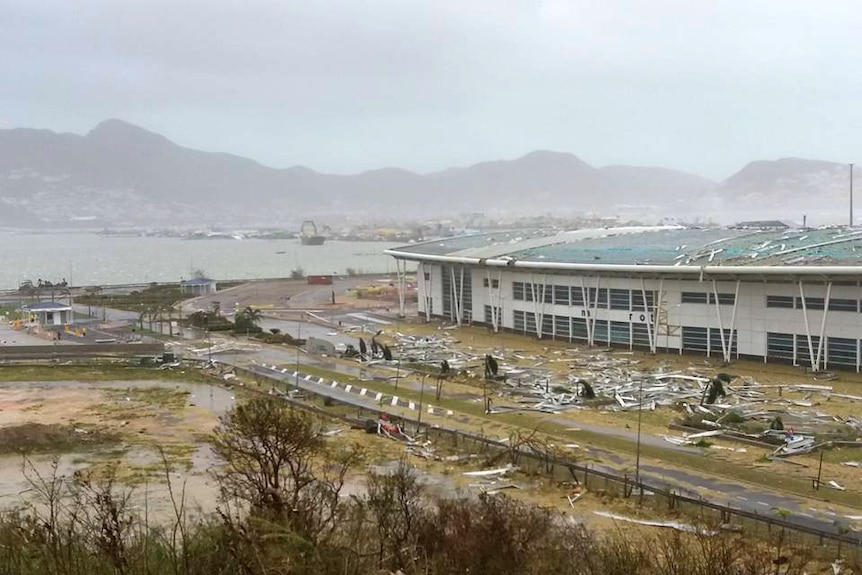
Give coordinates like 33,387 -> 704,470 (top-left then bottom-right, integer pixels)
388,227 -> 862,372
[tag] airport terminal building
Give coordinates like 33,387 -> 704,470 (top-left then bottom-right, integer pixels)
386,226 -> 862,372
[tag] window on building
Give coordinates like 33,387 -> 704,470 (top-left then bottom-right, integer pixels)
827,337 -> 858,367
609,289 -> 630,310
592,319 -> 609,343
553,284 -> 570,305
541,315 -> 553,337
767,332 -> 795,361
571,287 -> 585,307
766,295 -> 794,309
483,305 -> 501,325
794,334 -> 822,366
631,291 -> 655,311
632,323 -> 651,347
512,282 -> 524,301
554,315 -> 570,338
533,284 -> 552,304
795,297 -> 825,310
482,278 -> 500,288
525,313 -> 537,334
681,292 -> 708,304
423,272 -> 430,281
513,309 -> 525,332
829,298 -> 858,312
681,326 -> 708,352
571,318 -> 588,341
587,288 -> 608,307
681,292 -> 735,305
709,328 -> 738,355
609,321 -> 630,344
711,293 -> 736,306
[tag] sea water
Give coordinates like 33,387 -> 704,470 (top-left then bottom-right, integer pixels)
0,231 -> 406,289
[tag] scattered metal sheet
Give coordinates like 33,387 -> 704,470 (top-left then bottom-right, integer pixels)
462,465 -> 518,478
593,511 -> 717,535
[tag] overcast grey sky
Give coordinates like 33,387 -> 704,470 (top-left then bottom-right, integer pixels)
3,0 -> 862,178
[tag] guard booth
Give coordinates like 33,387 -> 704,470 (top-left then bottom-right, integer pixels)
21,301 -> 73,327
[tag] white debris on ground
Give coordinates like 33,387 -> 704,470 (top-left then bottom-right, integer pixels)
593,511 -> 718,536
381,332 -> 862,460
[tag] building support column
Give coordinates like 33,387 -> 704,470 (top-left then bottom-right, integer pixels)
711,280 -> 728,362
587,277 -> 601,346
421,265 -> 432,322
529,273 -> 547,339
640,278 -> 654,354
579,277 -> 592,344
725,280 -> 741,362
449,266 -> 462,325
396,258 -> 406,318
654,278 -> 664,354
798,281 -> 817,371
485,269 -> 503,333
815,282 -> 832,370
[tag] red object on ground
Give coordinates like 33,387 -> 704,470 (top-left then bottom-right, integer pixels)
307,275 -> 333,285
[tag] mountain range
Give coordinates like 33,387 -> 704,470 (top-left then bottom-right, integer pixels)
0,119 -> 856,227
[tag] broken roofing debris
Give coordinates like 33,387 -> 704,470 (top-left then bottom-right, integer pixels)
382,332 -> 861,461
593,511 -> 718,536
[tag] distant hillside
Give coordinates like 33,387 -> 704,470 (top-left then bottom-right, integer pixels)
15,119 -> 856,227
713,158 -> 857,222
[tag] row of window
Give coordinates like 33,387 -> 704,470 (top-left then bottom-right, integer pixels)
766,296 -> 860,312
498,310 -> 859,368
511,310 -> 652,346
680,292 -> 737,305
511,283 -> 655,310
680,326 -> 739,355
766,332 -> 859,367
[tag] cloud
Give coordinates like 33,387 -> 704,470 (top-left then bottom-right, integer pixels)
3,0 -> 862,177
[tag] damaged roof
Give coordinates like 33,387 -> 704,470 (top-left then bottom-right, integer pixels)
387,226 -> 862,277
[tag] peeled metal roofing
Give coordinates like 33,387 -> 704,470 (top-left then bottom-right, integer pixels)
389,226 -> 862,267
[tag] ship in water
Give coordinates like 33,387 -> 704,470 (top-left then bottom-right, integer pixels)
300,220 -> 326,245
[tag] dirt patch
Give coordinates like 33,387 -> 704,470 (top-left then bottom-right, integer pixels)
0,379 -> 232,515
0,422 -> 117,455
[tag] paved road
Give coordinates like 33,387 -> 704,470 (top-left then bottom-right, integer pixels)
71,303 -> 138,322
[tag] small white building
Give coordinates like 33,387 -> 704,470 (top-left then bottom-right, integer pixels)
22,301 -> 73,327
180,277 -> 217,296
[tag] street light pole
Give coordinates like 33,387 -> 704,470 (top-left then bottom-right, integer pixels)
394,358 -> 400,392
417,372 -> 427,434
634,377 -> 644,489
294,314 -> 302,393
416,348 -> 428,433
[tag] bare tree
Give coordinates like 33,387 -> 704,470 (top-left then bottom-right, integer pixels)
364,459 -> 425,570
211,397 -> 357,544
